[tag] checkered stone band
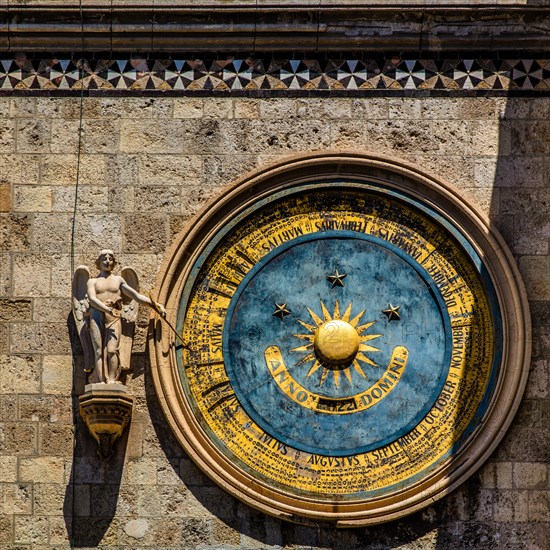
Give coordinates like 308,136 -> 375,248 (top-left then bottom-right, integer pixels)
2,56 -> 550,94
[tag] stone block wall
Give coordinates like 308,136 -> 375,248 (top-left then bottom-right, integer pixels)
0,93 -> 548,548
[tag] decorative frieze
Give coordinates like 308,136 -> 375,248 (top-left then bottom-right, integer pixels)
1,56 -> 550,94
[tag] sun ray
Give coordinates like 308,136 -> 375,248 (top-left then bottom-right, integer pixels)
333,300 -> 341,320
292,300 -> 382,388
352,360 -> 368,379
349,309 -> 365,327
306,307 -> 324,327
295,352 -> 316,367
356,352 -> 378,367
290,344 -> 314,353
343,368 -> 353,385
357,320 -> 376,333
306,360 -> 323,378
320,301 -> 332,322
297,319 -> 316,333
293,333 -> 315,342
360,333 -> 382,342
342,302 -> 353,323
359,344 -> 380,353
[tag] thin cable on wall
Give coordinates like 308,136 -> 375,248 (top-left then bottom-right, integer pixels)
69,1 -> 86,548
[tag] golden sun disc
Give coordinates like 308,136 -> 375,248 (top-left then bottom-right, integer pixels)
314,320 -> 360,366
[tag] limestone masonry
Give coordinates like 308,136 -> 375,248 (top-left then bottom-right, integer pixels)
0,2 -> 548,549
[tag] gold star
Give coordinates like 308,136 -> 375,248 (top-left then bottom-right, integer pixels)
327,269 -> 347,288
382,304 -> 401,321
273,303 -> 291,320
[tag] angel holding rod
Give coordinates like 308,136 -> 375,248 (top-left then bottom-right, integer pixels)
73,249 -> 166,384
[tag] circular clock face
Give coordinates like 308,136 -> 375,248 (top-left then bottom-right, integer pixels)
151,155 -> 530,525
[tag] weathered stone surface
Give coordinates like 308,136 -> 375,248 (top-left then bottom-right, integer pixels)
14,515 -> 49,545
10,98 -> 36,118
0,120 -> 15,153
234,98 -> 260,119
528,491 -> 550,522
0,183 -> 11,212
50,254 -> 72,298
0,214 -> 31,251
32,214 -> 71,254
154,516 -> 184,546
513,462 -> 548,489
203,97 -> 234,119
10,322 -> 71,354
0,323 -> 7,354
19,395 -> 72,423
39,423 -> 74,456
138,154 -> 202,187
41,154 -> 78,186
19,457 -> 65,484
3,483 -> 33,515
13,255 -> 51,297
32,483 -> 67,516
0,515 -> 12,544
72,214 -> 122,254
0,155 -> 40,186
16,120 -> 51,153
156,484 -> 187,516
0,89 -> 547,548
13,186 -> 52,212
35,97 -> 82,119
509,120 -> 550,155
108,186 -> 135,213
120,120 -> 184,153
75,186 -> 109,213
0,422 -> 37,455
173,98 -> 203,119
200,153 -> 257,192
134,186 -> 181,214
519,256 -> 550,301
0,300 -> 31,322
123,518 -> 149,539
106,154 -> 139,187
301,98 -> 353,120
126,457 -> 158,485
0,456 -> 18,482
50,119 -> 81,154
122,214 -> 168,253
0,354 -> 41,394
41,354 -> 72,396
82,120 -> 120,154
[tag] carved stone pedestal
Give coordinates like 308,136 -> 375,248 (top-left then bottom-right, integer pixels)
79,383 -> 133,459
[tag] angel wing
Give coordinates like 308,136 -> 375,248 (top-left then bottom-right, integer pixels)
119,267 -> 140,371
72,266 -> 94,372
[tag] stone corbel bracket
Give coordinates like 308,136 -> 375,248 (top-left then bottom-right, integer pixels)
79,383 -> 133,460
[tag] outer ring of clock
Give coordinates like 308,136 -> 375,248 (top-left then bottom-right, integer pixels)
149,152 -> 530,526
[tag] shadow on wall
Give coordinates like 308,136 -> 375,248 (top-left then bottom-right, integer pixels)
63,314 -> 127,547
63,94 -> 548,548
429,95 -> 548,547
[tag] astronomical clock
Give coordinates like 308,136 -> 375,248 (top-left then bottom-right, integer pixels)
150,153 -> 530,526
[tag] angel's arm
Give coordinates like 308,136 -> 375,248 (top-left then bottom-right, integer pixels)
87,279 -> 112,314
120,280 -> 166,316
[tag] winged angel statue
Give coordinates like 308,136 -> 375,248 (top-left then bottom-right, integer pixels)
72,250 -> 166,384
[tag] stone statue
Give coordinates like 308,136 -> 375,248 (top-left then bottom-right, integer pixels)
72,249 -> 166,384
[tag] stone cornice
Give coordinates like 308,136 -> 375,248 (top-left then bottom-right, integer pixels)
1,3 -> 550,52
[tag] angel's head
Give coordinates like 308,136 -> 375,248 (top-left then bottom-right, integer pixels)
96,249 -> 116,272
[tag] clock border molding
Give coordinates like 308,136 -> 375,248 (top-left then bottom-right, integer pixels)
149,151 -> 531,526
